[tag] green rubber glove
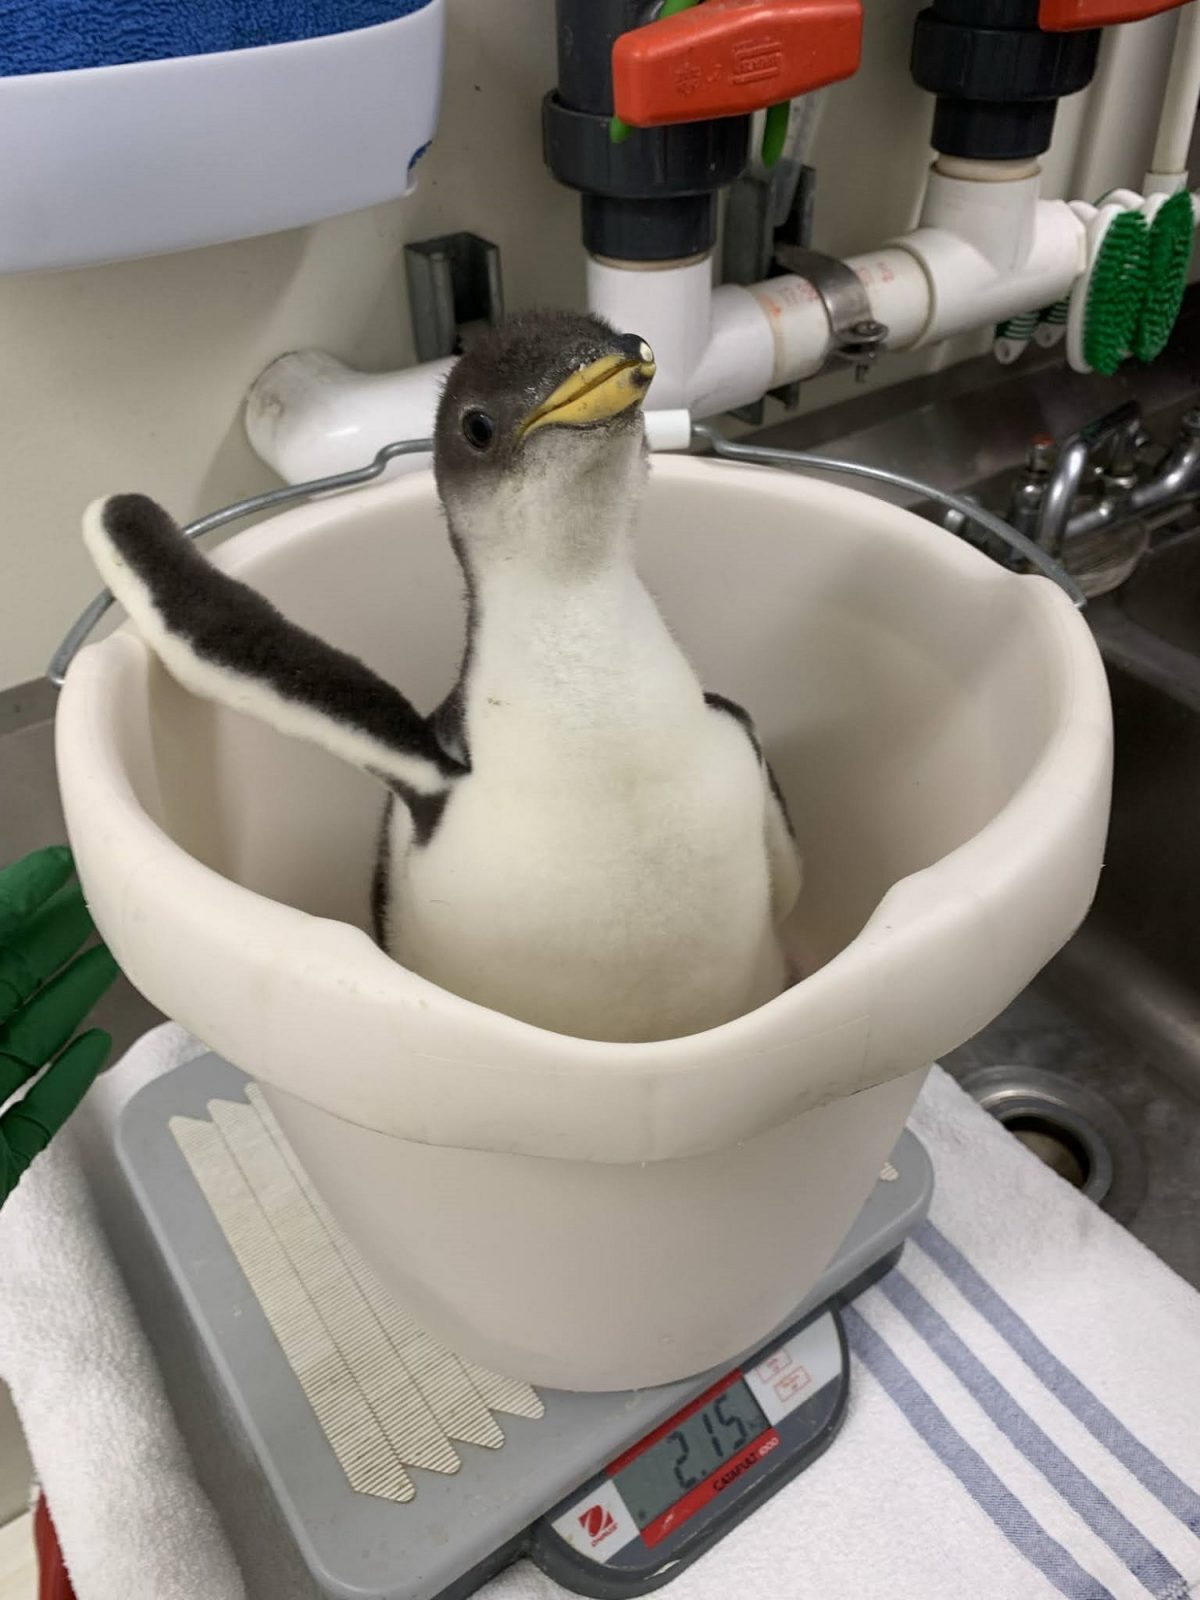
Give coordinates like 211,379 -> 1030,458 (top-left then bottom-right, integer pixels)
0,846 -> 118,1205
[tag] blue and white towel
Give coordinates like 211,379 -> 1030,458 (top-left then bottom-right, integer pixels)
0,1 -> 435,77
488,1068 -> 1200,1600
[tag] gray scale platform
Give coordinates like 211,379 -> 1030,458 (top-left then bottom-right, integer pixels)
103,1054 -> 932,1600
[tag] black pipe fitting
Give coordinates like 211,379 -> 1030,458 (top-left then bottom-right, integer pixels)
543,0 -> 750,262
911,0 -> 1100,161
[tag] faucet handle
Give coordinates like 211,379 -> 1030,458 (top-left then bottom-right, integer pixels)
1075,398 -> 1142,452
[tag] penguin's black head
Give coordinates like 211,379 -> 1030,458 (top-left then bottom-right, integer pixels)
433,311 -> 655,510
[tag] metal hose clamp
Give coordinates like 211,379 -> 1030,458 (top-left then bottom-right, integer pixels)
773,245 -> 888,382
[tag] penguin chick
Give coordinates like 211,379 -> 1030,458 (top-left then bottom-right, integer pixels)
82,310 -> 801,1043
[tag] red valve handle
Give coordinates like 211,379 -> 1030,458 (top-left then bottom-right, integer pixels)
611,0 -> 863,129
1039,0 -> 1188,28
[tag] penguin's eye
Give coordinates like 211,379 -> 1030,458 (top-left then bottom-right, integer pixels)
462,409 -> 496,450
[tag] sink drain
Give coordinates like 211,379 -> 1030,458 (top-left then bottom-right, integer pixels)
999,1108 -> 1108,1197
958,1067 -> 1143,1219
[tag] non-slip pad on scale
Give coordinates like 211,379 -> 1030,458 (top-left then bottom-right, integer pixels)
172,1082 -> 543,1504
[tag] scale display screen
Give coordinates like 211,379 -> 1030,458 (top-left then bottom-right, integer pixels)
612,1378 -> 771,1534
547,1312 -> 847,1575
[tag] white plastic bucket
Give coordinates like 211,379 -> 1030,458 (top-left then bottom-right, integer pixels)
57,455 -> 1112,1389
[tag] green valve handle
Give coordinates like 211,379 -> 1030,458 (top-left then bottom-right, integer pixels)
609,0 -> 791,164
760,101 -> 791,167
610,0 -> 701,144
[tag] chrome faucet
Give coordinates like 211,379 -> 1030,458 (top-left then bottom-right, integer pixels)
1012,401 -> 1200,557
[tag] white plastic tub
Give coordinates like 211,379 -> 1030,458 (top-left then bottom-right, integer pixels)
56,456 -> 1112,1389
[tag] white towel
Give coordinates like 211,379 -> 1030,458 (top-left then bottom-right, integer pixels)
5,1024 -> 1200,1600
0,1023 -> 245,1600
483,1068 -> 1200,1600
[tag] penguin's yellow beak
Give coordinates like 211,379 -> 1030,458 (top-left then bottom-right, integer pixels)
519,346 -> 656,439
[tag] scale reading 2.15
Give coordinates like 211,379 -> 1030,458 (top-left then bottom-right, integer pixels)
528,1306 -> 850,1597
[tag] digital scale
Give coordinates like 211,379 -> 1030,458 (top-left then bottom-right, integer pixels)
524,1304 -> 848,1597
94,1055 -> 932,1600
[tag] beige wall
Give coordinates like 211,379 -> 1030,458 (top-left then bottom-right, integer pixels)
0,0 -> 1180,692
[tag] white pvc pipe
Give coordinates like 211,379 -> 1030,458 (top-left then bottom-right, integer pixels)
901,210 -> 1087,348
586,254 -> 714,411
691,283 -> 776,414
586,254 -> 776,417
744,248 -> 931,388
591,245 -> 931,406
246,186 -> 1089,484
921,166 -> 1039,271
1148,0 -> 1200,188
245,348 -> 451,485
594,176 -> 1086,400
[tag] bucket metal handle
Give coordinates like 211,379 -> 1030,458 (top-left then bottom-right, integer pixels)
692,424 -> 1086,609
46,438 -> 433,688
47,425 -> 1083,687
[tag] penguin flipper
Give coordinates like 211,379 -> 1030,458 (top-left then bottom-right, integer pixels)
82,494 -> 461,797
704,692 -> 802,925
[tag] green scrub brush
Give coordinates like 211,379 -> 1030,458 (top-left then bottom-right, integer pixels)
1133,189 -> 1194,363
1068,205 -> 1150,377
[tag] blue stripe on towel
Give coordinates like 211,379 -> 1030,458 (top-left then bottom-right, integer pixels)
1,2 -> 435,78
881,1271 -> 1185,1597
916,1222 -> 1200,1536
844,1305 -> 1116,1600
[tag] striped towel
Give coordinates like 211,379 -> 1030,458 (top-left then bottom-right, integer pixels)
486,1067 -> 1200,1600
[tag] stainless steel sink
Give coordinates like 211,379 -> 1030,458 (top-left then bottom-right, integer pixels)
752,310 -> 1200,1288
943,517 -> 1200,1288
1110,515 -> 1200,661
1089,530 -> 1200,1002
